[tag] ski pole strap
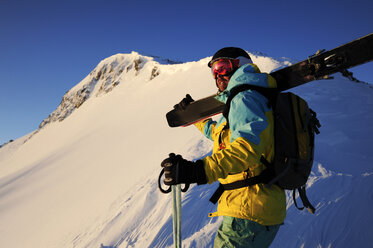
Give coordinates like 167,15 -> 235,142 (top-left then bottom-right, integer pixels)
158,168 -> 172,194
158,168 -> 190,194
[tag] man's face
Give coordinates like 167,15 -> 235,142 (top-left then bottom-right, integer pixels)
210,59 -> 238,92
216,74 -> 231,92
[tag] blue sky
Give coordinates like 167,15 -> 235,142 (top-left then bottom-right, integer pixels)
1,0 -> 372,145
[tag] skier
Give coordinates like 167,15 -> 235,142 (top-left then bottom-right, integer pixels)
161,47 -> 286,247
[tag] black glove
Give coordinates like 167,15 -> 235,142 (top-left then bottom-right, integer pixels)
161,153 -> 207,185
173,94 -> 194,110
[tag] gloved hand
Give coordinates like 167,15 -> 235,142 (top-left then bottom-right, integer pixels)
161,153 -> 207,185
173,94 -> 194,110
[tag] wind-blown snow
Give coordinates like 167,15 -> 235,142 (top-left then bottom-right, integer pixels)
0,51 -> 372,248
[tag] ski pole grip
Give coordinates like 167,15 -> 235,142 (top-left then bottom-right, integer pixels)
175,160 -> 190,193
158,169 -> 190,193
158,168 -> 172,194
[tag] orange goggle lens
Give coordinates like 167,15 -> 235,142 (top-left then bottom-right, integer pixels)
211,59 -> 239,79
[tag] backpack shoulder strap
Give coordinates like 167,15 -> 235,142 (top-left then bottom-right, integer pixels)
223,84 -> 278,127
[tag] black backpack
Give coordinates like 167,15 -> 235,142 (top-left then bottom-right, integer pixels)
209,84 -> 321,214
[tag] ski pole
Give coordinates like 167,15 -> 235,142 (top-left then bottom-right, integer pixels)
172,184 -> 182,248
158,167 -> 189,248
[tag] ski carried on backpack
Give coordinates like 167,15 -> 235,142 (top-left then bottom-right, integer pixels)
166,33 -> 373,128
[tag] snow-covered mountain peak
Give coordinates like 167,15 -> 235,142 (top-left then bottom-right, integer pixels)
39,52 -> 163,129
248,52 -> 293,73
37,52 -> 221,131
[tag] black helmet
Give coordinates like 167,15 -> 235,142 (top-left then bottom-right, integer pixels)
208,47 -> 252,67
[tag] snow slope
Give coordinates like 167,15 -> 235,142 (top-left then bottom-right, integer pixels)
0,52 -> 372,248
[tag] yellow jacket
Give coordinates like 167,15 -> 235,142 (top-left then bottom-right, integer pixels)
195,64 -> 286,225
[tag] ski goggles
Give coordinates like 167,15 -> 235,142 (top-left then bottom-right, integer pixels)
211,59 -> 239,79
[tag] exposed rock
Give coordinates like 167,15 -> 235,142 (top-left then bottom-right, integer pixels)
39,79 -> 96,128
38,53 -> 163,130
150,66 -> 160,80
134,58 -> 144,76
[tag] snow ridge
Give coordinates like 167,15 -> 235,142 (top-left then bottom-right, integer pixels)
39,52 -> 161,129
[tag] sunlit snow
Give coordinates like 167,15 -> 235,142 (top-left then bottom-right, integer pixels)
0,52 -> 372,247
